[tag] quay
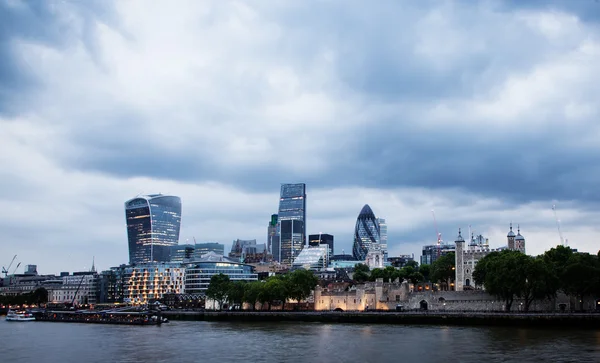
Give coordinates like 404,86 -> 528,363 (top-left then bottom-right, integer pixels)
162,311 -> 600,329
34,309 -> 165,326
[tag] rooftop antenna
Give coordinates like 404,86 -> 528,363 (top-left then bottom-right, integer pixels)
551,204 -> 565,246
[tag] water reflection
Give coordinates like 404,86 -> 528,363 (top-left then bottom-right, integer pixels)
0,320 -> 598,363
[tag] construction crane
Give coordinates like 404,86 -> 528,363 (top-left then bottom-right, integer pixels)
11,262 -> 21,275
432,210 -> 442,259
551,204 -> 565,246
2,255 -> 17,277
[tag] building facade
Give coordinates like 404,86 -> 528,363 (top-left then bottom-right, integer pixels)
194,242 -> 225,259
352,204 -> 380,261
377,218 -> 388,259
292,245 -> 329,271
420,244 -> 456,266
51,272 -> 98,305
454,225 -> 526,291
184,252 -> 257,294
123,263 -> 185,304
125,194 -> 182,264
268,214 -> 280,259
277,183 -> 307,265
170,244 -> 195,263
309,233 -> 334,258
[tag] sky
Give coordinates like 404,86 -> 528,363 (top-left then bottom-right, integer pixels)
1,0 -> 600,275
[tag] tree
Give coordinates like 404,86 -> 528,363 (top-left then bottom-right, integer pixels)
31,287 -> 48,306
474,250 -> 527,311
419,264 -> 431,282
227,281 -> 247,309
287,269 -> 318,305
353,263 -> 370,282
562,253 -> 600,311
206,273 -> 231,310
430,252 -> 455,290
405,260 -> 419,269
263,277 -> 288,310
520,256 -> 558,312
243,281 -> 263,310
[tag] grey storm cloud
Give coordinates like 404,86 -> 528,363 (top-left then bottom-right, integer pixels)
2,0 -> 600,272
1,0 -> 599,204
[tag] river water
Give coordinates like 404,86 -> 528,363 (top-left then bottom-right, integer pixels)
0,319 -> 599,363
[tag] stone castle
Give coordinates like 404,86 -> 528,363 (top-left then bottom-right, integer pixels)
454,224 -> 526,291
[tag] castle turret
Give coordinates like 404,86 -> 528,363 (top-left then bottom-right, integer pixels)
515,225 -> 526,254
507,223 -> 516,250
454,228 -> 465,292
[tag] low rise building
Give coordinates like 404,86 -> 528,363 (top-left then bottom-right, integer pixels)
184,252 -> 257,294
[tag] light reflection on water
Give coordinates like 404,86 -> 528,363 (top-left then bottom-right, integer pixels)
0,319 -> 598,363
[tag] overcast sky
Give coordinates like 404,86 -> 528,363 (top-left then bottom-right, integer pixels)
1,0 -> 600,275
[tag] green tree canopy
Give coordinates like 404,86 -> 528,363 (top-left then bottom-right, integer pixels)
430,252 -> 455,290
227,281 -> 247,308
287,269 -> 319,303
419,264 -> 431,282
243,281 -> 263,310
353,263 -> 370,282
206,273 -> 231,310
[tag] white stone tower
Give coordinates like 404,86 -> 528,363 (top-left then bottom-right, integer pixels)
454,228 -> 465,292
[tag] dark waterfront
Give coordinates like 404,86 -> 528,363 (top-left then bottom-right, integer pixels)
1,319 -> 599,363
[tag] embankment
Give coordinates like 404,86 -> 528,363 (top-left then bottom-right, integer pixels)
163,311 -> 600,329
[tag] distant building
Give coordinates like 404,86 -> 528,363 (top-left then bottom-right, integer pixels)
292,245 -> 329,271
194,242 -> 225,259
229,239 -> 268,263
170,244 -> 195,263
51,271 -> 98,305
309,233 -> 334,257
378,218 -> 388,259
96,265 -> 127,304
420,244 -> 456,266
352,204 -> 380,261
454,224 -> 527,291
125,194 -> 182,264
123,263 -> 185,304
278,183 -> 306,265
388,255 -> 415,268
268,214 -> 280,259
184,252 -> 257,294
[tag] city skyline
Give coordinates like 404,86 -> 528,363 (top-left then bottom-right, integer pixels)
2,1 -> 600,274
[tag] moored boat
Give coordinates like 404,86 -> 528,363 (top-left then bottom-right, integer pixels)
5,309 -> 36,322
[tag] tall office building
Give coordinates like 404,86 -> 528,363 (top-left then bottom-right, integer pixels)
194,242 -> 225,259
277,183 -> 306,265
170,244 -> 195,263
378,218 -> 388,259
309,233 -> 334,257
125,194 -> 182,264
352,204 -> 380,261
268,214 -> 280,260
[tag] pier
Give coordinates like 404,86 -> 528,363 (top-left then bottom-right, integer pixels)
34,309 -> 165,325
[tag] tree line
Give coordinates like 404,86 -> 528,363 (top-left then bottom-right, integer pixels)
206,269 -> 319,310
473,246 -> 600,311
0,287 -> 48,306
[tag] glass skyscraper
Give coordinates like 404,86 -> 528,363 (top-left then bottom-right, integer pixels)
125,194 -> 182,264
352,204 -> 380,261
277,183 -> 306,265
268,214 -> 280,259
378,218 -> 388,259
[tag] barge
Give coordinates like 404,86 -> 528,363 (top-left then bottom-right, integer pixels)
35,309 -> 167,325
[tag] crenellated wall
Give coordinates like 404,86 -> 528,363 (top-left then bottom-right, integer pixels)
314,279 -> 598,312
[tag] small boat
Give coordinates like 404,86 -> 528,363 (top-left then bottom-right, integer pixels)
5,309 -> 36,322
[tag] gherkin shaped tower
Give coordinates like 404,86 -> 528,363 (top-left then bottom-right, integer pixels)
352,204 -> 380,261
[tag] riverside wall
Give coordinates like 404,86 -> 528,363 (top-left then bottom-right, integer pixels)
162,311 -> 600,329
